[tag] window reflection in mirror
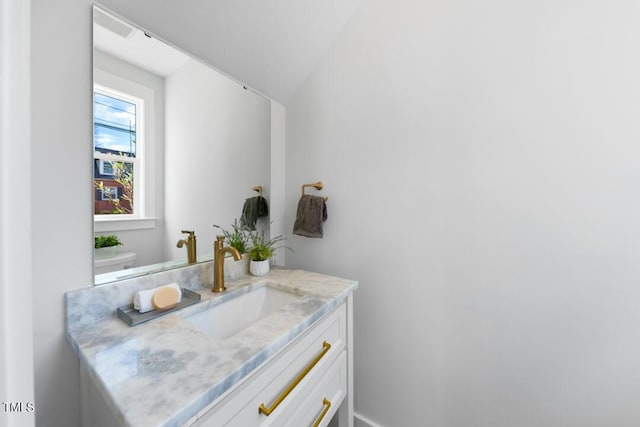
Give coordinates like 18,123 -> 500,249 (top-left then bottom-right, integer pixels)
94,88 -> 139,216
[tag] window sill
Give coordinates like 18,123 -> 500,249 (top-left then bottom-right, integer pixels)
94,217 -> 158,232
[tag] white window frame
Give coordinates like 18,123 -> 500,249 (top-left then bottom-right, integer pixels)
94,85 -> 143,219
93,69 -> 157,232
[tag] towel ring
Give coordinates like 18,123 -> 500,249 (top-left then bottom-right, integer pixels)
301,181 -> 328,202
252,185 -> 263,198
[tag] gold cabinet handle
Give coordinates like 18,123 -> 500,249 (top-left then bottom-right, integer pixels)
312,398 -> 332,427
258,341 -> 331,416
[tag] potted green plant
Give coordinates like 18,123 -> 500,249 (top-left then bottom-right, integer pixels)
213,219 -> 250,254
247,232 -> 289,276
94,234 -> 122,259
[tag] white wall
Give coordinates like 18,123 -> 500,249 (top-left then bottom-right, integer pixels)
270,101 -> 286,266
164,59 -> 270,260
31,0 -> 92,425
285,1 -> 640,426
1,0 -> 34,426
93,49 -> 166,268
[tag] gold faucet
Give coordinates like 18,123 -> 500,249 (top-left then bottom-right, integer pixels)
177,230 -> 197,264
213,235 -> 242,293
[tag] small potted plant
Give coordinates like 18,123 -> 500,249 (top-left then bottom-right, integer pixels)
94,234 -> 122,259
247,232 -> 289,276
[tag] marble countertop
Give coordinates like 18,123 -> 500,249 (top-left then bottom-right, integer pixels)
66,268 -> 357,427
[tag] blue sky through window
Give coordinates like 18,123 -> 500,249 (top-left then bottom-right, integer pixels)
94,92 -> 137,156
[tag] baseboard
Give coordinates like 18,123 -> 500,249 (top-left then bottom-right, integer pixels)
354,412 -> 384,427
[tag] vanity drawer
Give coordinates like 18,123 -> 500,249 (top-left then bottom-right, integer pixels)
282,350 -> 347,427
191,303 -> 347,427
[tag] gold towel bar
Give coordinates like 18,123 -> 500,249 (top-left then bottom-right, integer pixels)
252,185 -> 263,198
258,341 -> 332,416
301,181 -> 328,202
312,398 -> 332,427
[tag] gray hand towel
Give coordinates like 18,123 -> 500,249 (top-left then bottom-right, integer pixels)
241,196 -> 269,230
292,195 -> 327,238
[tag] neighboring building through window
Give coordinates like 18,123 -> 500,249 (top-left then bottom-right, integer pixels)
93,87 -> 142,216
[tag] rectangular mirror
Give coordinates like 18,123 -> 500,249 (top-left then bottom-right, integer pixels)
93,6 -> 271,285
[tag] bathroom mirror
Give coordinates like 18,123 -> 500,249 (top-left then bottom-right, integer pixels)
93,6 -> 271,285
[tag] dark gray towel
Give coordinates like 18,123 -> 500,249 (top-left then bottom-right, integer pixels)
241,196 -> 269,230
293,195 -> 327,238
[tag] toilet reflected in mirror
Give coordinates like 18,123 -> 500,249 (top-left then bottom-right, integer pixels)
95,252 -> 136,275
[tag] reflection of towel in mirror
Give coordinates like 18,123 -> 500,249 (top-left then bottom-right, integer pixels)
241,196 -> 269,230
293,195 -> 327,238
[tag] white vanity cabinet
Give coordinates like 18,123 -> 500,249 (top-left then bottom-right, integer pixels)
68,269 -> 357,427
190,297 -> 354,427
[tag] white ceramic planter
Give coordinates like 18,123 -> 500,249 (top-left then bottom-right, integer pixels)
249,260 -> 270,276
95,246 -> 117,259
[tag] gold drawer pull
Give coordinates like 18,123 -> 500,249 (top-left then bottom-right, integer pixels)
258,341 -> 332,416
312,398 -> 332,427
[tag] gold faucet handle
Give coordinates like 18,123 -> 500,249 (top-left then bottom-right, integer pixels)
181,230 -> 195,238
214,235 -> 225,251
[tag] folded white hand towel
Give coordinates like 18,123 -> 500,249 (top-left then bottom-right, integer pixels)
133,283 -> 182,313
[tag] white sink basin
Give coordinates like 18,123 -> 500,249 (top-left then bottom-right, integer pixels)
185,286 -> 302,339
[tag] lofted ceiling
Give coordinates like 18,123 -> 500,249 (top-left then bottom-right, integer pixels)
96,0 -> 364,103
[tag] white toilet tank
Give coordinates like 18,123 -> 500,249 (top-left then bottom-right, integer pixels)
94,252 -> 136,274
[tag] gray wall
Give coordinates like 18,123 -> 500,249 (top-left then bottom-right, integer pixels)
285,0 -> 640,426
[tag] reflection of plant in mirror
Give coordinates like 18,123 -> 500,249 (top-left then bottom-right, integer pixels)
213,219 -> 251,254
95,234 -> 122,248
247,232 -> 291,262
95,160 -> 133,214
